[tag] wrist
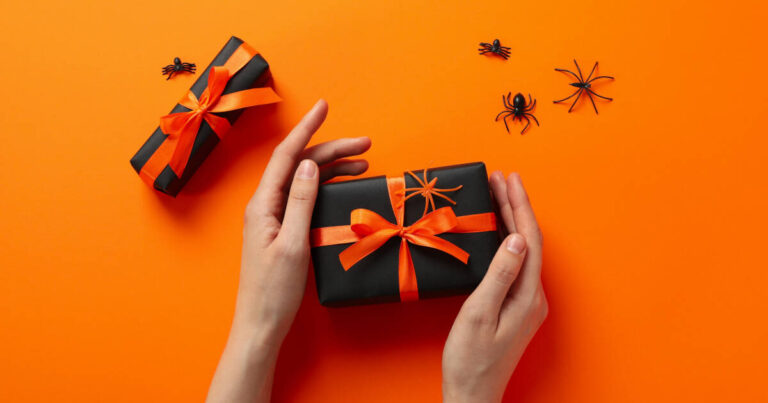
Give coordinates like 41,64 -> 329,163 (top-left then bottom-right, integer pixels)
443,381 -> 503,403
225,319 -> 283,367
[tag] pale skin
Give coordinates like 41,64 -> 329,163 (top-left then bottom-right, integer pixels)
206,99 -> 547,403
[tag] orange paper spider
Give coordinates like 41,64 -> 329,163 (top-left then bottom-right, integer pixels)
399,168 -> 463,217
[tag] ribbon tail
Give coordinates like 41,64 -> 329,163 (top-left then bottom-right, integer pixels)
210,87 -> 282,112
166,116 -> 202,176
338,229 -> 399,271
407,234 -> 470,264
398,239 -> 419,302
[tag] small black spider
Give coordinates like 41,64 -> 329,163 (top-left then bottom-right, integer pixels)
553,60 -> 614,114
162,57 -> 196,80
495,92 -> 539,134
478,39 -> 510,60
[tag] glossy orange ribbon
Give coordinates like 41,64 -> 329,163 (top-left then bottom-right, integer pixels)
310,175 -> 497,302
139,43 -> 282,187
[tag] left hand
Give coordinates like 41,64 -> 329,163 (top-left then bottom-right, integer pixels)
207,99 -> 371,403
234,99 -> 371,341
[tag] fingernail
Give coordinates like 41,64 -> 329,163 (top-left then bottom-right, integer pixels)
506,233 -> 526,254
296,160 -> 316,179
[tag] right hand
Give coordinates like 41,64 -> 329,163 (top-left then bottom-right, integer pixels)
442,172 -> 548,403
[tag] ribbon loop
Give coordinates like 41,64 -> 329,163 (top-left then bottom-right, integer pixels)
338,206 -> 469,273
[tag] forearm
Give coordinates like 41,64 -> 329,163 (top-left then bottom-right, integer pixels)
206,322 -> 283,403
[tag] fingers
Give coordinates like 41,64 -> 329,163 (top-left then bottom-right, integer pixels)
464,233 -> 527,316
277,160 -> 319,242
490,170 -> 516,234
255,100 -> 328,201
319,159 -> 369,183
301,137 -> 371,167
506,173 -> 543,299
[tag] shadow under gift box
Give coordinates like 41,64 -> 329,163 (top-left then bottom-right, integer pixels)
130,36 -> 273,196
310,162 -> 501,307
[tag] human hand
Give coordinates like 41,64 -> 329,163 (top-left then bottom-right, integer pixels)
207,100 -> 371,403
233,99 -> 371,342
442,172 -> 548,403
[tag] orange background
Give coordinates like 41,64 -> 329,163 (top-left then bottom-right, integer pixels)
2,0 -> 767,401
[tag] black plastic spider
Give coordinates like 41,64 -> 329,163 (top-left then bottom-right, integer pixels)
478,39 -> 510,60
495,92 -> 539,134
162,57 -> 196,80
553,60 -> 614,114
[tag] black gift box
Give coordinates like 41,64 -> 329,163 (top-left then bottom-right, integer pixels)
130,36 -> 273,196
310,162 -> 501,307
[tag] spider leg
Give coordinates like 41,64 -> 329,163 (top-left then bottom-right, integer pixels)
501,113 -> 512,133
525,113 -> 540,126
502,92 -> 512,109
567,89 -> 584,112
586,75 -> 614,83
500,46 -> 511,51
573,59 -> 585,82
587,88 -> 613,101
495,110 -> 509,121
479,42 -> 491,47
527,93 -> 533,108
478,49 -> 490,53
585,89 -> 599,114
166,71 -> 174,80
553,88 -> 581,103
585,61 -> 598,82
432,191 -> 458,205
525,98 -> 537,112
555,68 -> 583,83
521,115 -> 530,134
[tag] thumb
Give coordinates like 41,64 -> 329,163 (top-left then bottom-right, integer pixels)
467,233 -> 527,313
278,159 -> 319,241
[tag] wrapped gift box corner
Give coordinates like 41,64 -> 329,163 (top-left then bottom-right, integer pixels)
130,36 -> 275,196
310,162 -> 501,307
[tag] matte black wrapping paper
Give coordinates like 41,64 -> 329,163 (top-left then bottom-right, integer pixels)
130,36 -> 273,196
310,162 -> 501,307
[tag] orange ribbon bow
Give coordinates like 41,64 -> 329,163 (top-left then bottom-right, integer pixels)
310,174 -> 497,302
139,43 -> 282,186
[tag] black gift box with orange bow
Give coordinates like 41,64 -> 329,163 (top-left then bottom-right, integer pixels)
310,162 -> 501,307
131,36 -> 280,196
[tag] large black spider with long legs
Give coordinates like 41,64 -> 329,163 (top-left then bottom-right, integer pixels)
162,57 -> 196,80
495,92 -> 539,134
553,60 -> 614,114
478,39 -> 511,60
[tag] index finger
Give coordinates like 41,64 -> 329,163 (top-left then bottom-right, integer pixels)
251,99 -> 328,208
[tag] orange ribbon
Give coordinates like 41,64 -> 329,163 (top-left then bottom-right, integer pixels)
310,175 -> 497,302
139,42 -> 282,187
